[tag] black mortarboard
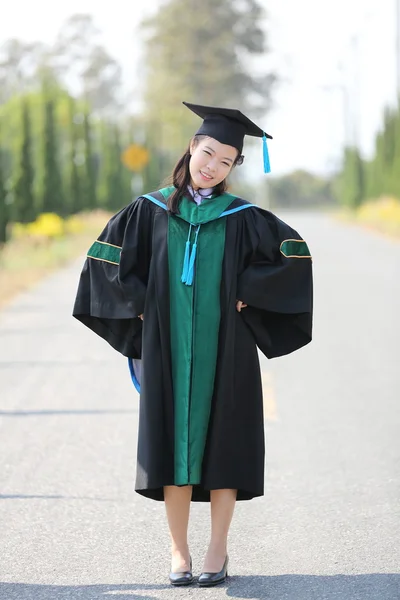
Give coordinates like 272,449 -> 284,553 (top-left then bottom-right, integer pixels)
183,101 -> 272,173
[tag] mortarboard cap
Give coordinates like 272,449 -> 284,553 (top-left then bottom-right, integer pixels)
183,101 -> 272,173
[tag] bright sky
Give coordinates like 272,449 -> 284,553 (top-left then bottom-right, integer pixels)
0,0 -> 397,177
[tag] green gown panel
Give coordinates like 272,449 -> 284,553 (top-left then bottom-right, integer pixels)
163,189 -> 237,485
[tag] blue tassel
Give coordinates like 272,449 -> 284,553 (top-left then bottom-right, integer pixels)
185,243 -> 197,286
185,225 -> 201,286
181,241 -> 190,282
263,134 -> 271,174
181,224 -> 192,283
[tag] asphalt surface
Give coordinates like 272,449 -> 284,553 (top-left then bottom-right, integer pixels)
0,212 -> 399,599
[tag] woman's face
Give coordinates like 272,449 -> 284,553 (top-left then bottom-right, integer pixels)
189,137 -> 237,189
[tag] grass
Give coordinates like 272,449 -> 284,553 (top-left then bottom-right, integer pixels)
0,211 -> 111,309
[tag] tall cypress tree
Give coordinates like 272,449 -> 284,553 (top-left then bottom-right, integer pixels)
68,97 -> 82,214
107,124 -> 128,212
352,102 -> 400,203
391,106 -> 400,198
0,145 -> 8,244
339,146 -> 364,209
13,99 -> 36,223
83,110 -> 97,210
42,97 -> 65,215
97,120 -> 110,209
102,123 -> 121,212
365,107 -> 400,200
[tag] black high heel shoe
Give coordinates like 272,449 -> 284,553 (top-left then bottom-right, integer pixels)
169,556 -> 193,586
198,555 -> 229,587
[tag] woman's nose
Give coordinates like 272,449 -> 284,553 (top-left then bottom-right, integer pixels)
206,158 -> 218,172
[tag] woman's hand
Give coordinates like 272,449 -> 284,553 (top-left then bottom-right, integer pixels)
139,314 -> 144,321
236,300 -> 248,312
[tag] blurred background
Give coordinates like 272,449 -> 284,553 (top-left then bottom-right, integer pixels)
0,0 -> 399,304
1,3 -> 400,594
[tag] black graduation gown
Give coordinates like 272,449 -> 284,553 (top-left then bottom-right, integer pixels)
73,192 -> 313,502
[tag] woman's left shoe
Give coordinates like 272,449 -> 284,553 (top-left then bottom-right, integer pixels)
198,555 -> 229,587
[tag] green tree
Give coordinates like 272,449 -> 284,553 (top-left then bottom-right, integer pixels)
0,145 -> 8,244
82,109 -> 97,209
97,120 -> 110,209
392,105 -> 400,198
375,109 -> 396,196
13,98 -> 36,222
106,124 -> 125,211
141,0 -> 275,160
363,106 -> 400,200
68,97 -> 82,214
337,146 -> 364,209
42,97 -> 65,214
100,122 -> 131,211
364,132 -> 384,200
268,170 -> 335,209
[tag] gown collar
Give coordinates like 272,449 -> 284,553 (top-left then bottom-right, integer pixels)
187,184 -> 215,205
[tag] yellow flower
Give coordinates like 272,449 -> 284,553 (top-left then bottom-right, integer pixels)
357,196 -> 400,233
29,213 -> 65,239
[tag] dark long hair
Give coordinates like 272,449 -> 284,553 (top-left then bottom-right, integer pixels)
165,135 -> 242,214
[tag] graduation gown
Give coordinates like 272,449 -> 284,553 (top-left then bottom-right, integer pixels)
73,188 -> 313,502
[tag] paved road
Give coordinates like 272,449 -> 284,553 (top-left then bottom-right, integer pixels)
0,212 -> 399,599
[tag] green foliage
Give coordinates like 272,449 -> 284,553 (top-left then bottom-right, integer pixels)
392,109 -> 400,198
106,124 -> 128,211
98,121 -> 132,211
0,146 -> 8,244
142,0 -> 275,159
0,12 -> 132,237
335,146 -> 364,209
13,99 -> 36,222
0,86 -> 75,202
82,110 -> 97,210
268,170 -> 334,209
68,97 -> 82,214
336,103 -> 400,208
42,97 -> 65,215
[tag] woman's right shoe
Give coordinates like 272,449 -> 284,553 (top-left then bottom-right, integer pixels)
169,556 -> 193,586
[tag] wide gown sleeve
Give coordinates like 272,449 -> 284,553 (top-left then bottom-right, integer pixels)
237,208 -> 313,359
72,197 -> 153,358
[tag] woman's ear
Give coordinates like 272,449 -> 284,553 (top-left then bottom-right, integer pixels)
189,138 -> 196,156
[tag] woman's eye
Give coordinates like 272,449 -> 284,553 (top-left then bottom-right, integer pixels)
203,150 -> 211,156
222,162 -> 230,167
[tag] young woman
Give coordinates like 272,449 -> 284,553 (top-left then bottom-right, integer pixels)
73,102 -> 313,587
